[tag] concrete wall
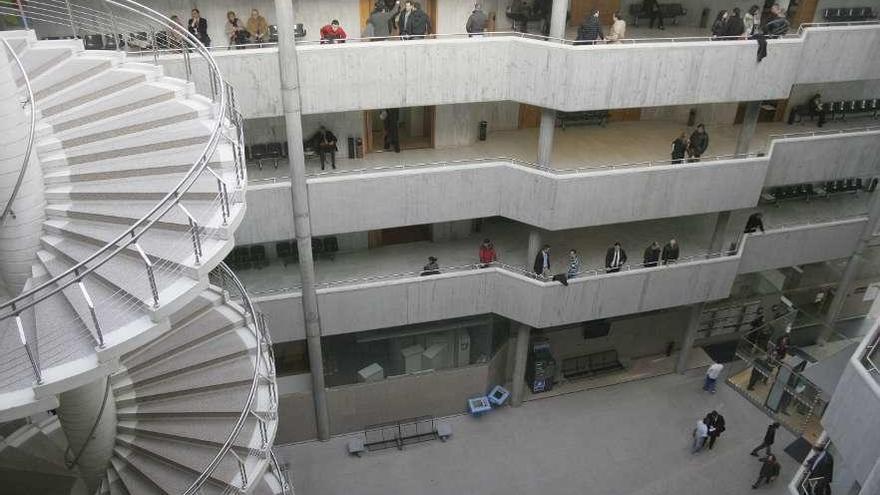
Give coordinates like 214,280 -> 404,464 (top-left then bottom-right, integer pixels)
822,322 -> 880,489
737,218 -> 867,274
305,158 -> 766,235
764,129 -> 880,187
156,25 -> 880,116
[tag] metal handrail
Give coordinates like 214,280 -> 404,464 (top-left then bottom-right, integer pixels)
0,0 -> 230,320
0,37 -> 36,222
862,329 -> 880,375
190,263 -> 277,495
767,124 -> 880,141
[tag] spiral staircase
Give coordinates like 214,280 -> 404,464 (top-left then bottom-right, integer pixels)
0,2 -> 287,494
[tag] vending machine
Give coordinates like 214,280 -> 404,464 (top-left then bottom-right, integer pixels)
526,339 -> 557,394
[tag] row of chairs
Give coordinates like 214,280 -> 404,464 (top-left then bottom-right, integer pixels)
246,142 -> 288,170
763,178 -> 878,204
823,99 -> 880,121
226,245 -> 269,271
823,7 -> 876,22
276,237 -> 340,265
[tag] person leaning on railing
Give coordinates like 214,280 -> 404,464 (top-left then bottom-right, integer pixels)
320,19 -> 348,44
246,9 -> 268,44
606,11 -> 626,43
226,11 -> 249,50
188,8 -> 210,46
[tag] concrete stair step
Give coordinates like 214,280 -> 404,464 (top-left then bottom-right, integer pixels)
42,143 -> 234,183
115,352 -> 254,403
113,445 -> 225,495
253,469 -> 287,495
41,120 -> 215,167
1,422 -> 69,469
44,167 -> 238,201
41,98 -> 209,152
32,56 -> 114,101
45,199 -> 236,238
17,46 -> 74,81
116,433 -> 243,486
106,462 -> 129,495
36,250 -> 154,344
35,414 -> 70,455
116,416 -> 260,450
0,441 -> 75,477
40,234 -> 199,310
119,302 -> 240,372
42,218 -> 226,273
40,69 -> 167,121
116,382 -> 272,417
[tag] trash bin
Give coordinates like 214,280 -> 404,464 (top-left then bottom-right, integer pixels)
700,8 -> 711,28
355,137 -> 364,158
479,120 -> 488,141
687,108 -> 697,127
347,136 -> 355,159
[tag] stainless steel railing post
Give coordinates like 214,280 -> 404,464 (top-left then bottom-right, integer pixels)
16,315 -> 42,384
63,0 -> 78,39
15,0 -> 28,29
101,1 -> 122,52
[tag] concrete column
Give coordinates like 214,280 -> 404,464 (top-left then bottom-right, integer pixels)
549,0 -> 569,39
734,101 -> 761,158
675,303 -> 705,374
819,185 -> 880,343
708,211 -> 731,253
56,377 -> 116,492
537,109 -> 555,167
527,230 -> 543,269
275,0 -> 330,441
510,323 -> 531,406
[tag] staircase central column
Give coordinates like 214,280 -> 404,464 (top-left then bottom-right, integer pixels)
56,376 -> 117,492
275,0 -> 331,441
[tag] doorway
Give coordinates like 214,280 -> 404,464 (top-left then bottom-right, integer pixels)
570,0 -> 621,25
364,106 -> 435,153
368,224 -> 433,248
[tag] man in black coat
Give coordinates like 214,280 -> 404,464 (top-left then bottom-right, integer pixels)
752,454 -> 781,488
643,242 -> 661,267
534,244 -> 551,276
662,239 -> 679,265
399,1 -> 431,38
706,410 -> 726,449
382,108 -> 400,153
643,0 -> 664,29
307,126 -> 338,170
605,242 -> 627,273
575,10 -> 604,45
671,132 -> 688,164
745,212 -> 765,233
750,422 -> 780,456
688,124 -> 709,161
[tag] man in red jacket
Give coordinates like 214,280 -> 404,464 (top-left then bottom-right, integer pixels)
479,239 -> 497,267
320,19 -> 347,44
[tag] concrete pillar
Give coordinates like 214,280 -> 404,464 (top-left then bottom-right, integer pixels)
275,0 -> 330,441
527,230 -> 543,269
675,303 -> 705,374
820,185 -> 880,343
56,377 -> 116,492
510,323 -> 531,406
734,101 -> 761,158
537,109 -> 555,167
549,0 -> 569,39
708,211 -> 731,253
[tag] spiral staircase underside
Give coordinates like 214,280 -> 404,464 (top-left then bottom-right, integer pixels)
0,30 -> 283,494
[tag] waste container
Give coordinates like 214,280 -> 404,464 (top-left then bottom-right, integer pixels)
347,136 -> 355,159
687,108 -> 697,127
355,137 -> 364,158
479,120 -> 488,141
700,8 -> 711,28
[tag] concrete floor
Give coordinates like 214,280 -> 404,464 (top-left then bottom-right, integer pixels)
247,115 -> 870,182
237,191 -> 869,294
279,369 -> 800,495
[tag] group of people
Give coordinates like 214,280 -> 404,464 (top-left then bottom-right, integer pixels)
692,410 -> 727,453
711,3 -> 789,39
574,10 -> 627,44
671,124 -> 710,163
531,238 -> 681,281
362,0 -> 432,40
174,8 -> 271,48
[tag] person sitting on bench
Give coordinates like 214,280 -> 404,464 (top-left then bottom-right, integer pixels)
308,126 -> 338,170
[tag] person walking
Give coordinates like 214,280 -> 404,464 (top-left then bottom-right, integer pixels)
750,422 -> 781,457
381,108 -> 401,153
575,9 -> 604,45
567,249 -> 581,279
703,362 -> 724,393
752,454 -> 781,488
692,417 -> 709,453
643,0 -> 664,30
643,241 -> 661,267
605,242 -> 627,273
534,244 -> 551,276
745,212 -> 765,233
688,124 -> 710,161
606,11 -> 626,43
706,410 -> 726,449
466,3 -> 488,36
671,132 -> 688,164
661,239 -> 680,265
479,239 -> 497,267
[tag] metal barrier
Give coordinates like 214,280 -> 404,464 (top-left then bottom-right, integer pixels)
0,37 -> 36,222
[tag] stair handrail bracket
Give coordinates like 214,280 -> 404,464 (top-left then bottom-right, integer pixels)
0,37 -> 36,222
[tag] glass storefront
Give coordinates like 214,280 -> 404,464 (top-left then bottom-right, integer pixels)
321,315 -> 510,388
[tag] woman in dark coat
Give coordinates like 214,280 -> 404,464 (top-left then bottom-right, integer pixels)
671,132 -> 688,163
725,8 -> 746,37
711,10 -> 729,38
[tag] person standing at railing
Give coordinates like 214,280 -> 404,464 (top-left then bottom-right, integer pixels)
763,3 -> 790,36
381,108 -> 400,152
226,11 -> 249,50
662,239 -> 680,264
479,239 -> 497,267
566,249 -> 581,279
399,1 -> 431,39
643,241 -> 661,267
533,244 -> 551,276
671,132 -> 688,164
744,212 -> 765,233
575,10 -> 605,45
744,5 -> 761,37
711,10 -> 730,39
188,8 -> 210,46
246,9 -> 268,44
466,3 -> 488,37
368,3 -> 397,40
688,124 -> 710,162
643,0 -> 664,30
320,19 -> 348,44
606,11 -> 626,43
605,242 -> 627,273
421,256 -> 440,276
726,8 -> 746,37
